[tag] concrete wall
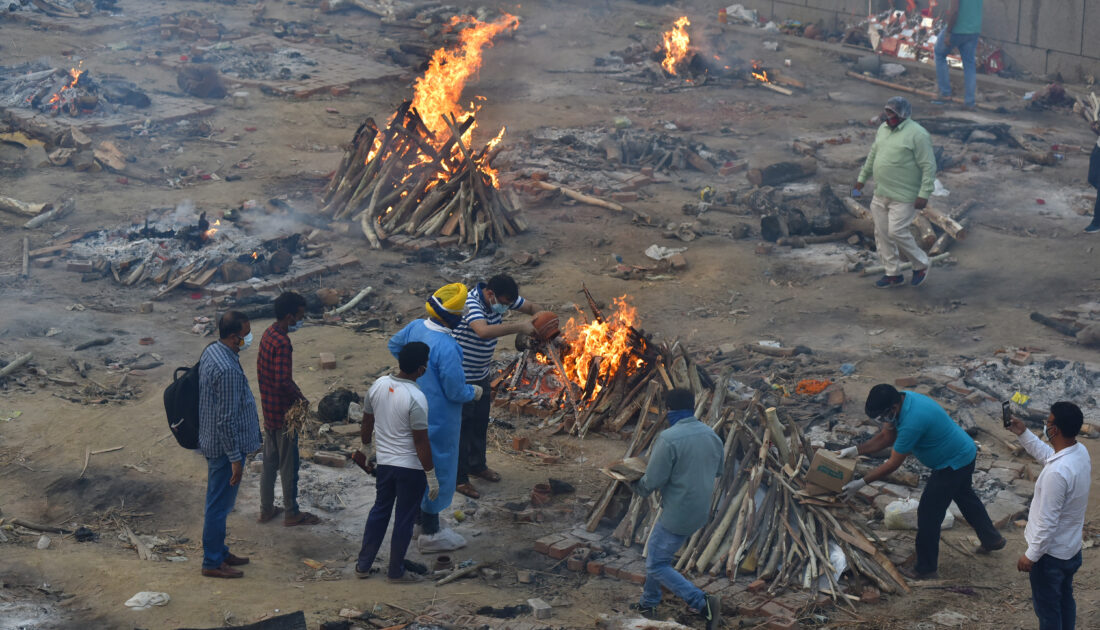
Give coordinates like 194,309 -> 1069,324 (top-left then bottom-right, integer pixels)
733,0 -> 1100,79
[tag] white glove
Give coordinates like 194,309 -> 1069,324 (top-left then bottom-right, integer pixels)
361,437 -> 375,459
841,478 -> 867,500
838,446 -> 859,458
471,384 -> 484,400
425,468 -> 440,500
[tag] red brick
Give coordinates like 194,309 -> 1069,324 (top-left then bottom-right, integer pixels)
547,536 -> 583,560
640,167 -> 654,177
738,595 -> 772,617
667,253 -> 688,270
602,557 -> 628,579
894,376 -> 919,388
703,578 -> 729,594
567,547 -> 592,571
747,578 -> 767,593
610,192 -> 638,203
826,386 -> 846,407
330,86 -> 350,97
66,260 -> 94,273
586,559 -> 605,576
533,534 -> 565,555
718,161 -> 747,176
512,436 -> 531,451
319,352 -> 336,369
1010,350 -> 1032,366
945,381 -> 973,396
760,601 -> 794,619
618,561 -> 647,585
766,616 -> 797,630
860,586 -> 881,603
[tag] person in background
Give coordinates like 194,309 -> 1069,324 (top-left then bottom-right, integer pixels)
933,0 -> 983,109
387,283 -> 481,553
629,388 -> 723,630
839,384 -> 1004,580
198,311 -> 260,579
854,97 -> 936,289
256,292 -> 319,527
1084,120 -> 1100,233
355,342 -> 438,583
1006,402 -> 1091,630
452,274 -> 538,499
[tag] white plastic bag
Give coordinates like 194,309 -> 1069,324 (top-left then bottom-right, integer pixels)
125,592 -> 170,611
883,498 -> 954,530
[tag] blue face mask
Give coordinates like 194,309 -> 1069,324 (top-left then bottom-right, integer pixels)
491,302 -> 509,315
288,320 -> 302,333
239,331 -> 253,350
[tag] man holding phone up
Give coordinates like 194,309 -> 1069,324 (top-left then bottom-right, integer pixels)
1006,402 -> 1091,630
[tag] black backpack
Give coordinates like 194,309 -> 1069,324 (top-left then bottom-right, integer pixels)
163,344 -> 213,449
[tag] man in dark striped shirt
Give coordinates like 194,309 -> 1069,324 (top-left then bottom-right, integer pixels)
198,311 -> 261,578
452,275 -> 539,498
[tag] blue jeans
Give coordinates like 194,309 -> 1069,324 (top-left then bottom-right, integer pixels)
202,455 -> 242,569
1029,551 -> 1082,630
640,521 -> 706,610
357,465 -> 427,578
934,28 -> 979,106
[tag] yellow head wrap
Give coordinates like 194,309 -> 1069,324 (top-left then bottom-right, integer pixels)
425,282 -> 468,327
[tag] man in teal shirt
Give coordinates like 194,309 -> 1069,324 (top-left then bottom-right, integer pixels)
934,0 -> 983,108
631,388 -> 723,629
839,384 -> 1004,580
853,97 -> 936,289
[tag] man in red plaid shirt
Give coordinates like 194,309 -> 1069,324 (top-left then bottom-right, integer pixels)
257,292 -> 319,526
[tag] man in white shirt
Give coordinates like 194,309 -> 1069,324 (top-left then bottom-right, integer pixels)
354,341 -> 440,583
1007,401 -> 1091,630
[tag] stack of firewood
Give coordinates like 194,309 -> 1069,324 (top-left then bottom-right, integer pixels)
585,381 -> 912,600
320,101 -> 527,251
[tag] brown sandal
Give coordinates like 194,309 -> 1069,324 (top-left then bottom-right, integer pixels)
257,507 -> 284,523
284,511 -> 321,527
455,483 -> 480,499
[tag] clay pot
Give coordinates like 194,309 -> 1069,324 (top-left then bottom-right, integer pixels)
433,555 -> 453,572
531,482 -> 552,506
531,311 -> 560,341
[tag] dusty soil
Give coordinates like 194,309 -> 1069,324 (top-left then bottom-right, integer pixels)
1,1 -> 1099,629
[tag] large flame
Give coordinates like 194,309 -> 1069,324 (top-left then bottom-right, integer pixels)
47,62 -> 85,110
411,13 -> 519,141
661,17 -> 691,75
558,296 -> 645,401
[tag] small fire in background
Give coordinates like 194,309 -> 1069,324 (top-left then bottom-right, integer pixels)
202,219 -> 220,240
46,61 -> 85,111
750,60 -> 772,83
661,16 -> 692,75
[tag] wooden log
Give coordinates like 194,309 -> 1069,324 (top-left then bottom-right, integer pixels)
1029,312 -> 1079,337
912,214 -> 937,249
10,518 -> 70,534
0,353 -> 33,379
929,218 -> 968,255
531,180 -> 624,212
858,252 -> 950,276
0,196 -> 50,217
746,158 -> 816,188
776,230 -> 857,247
764,407 -> 792,467
840,195 -> 872,220
844,71 -> 1002,113
920,206 -> 967,239
436,561 -> 484,586
21,236 -> 29,278
757,81 -> 794,96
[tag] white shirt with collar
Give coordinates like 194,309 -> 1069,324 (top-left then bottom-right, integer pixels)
1018,430 -> 1091,562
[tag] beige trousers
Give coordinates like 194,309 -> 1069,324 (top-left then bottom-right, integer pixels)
870,195 -> 930,276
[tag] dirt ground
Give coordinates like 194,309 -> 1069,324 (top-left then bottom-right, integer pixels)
2,0 -> 1100,628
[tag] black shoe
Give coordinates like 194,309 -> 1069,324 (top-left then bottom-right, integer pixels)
703,593 -> 722,630
1085,222 -> 1100,234
628,603 -> 659,619
875,274 -> 904,289
911,267 -> 929,287
975,537 -> 1006,554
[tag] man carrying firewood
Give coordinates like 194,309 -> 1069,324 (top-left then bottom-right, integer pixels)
839,384 -> 1005,580
1084,120 -> 1100,233
452,274 -> 539,499
629,388 -> 723,629
853,96 -> 936,289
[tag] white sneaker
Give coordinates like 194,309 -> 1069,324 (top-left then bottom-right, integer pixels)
417,528 -> 467,553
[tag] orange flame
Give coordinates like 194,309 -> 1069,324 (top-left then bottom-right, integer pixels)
750,60 -> 771,83
558,296 -> 643,401
411,13 -> 519,141
47,62 -> 85,109
203,219 -> 221,239
661,17 -> 691,75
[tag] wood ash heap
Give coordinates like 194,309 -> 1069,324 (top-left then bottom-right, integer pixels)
0,61 -> 150,116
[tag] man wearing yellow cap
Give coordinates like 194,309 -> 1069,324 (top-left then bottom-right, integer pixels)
387,283 -> 482,553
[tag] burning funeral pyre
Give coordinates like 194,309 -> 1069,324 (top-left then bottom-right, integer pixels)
321,14 -> 526,252
0,61 -> 150,116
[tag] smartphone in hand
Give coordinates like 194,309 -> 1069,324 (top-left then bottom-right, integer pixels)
1002,401 -> 1011,428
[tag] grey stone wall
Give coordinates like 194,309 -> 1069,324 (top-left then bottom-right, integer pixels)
732,0 -> 1100,79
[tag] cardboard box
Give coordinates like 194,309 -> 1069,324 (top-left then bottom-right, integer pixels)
805,450 -> 855,493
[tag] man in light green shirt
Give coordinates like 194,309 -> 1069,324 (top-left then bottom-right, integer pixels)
854,97 -> 936,289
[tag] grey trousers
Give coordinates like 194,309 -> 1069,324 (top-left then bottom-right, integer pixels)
260,427 -> 300,516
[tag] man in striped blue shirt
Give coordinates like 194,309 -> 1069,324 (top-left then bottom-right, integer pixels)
452,275 -> 540,498
198,311 -> 262,579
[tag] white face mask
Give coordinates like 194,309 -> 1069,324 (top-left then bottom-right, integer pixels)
1043,424 -> 1054,442
239,331 -> 253,350
491,301 -> 509,315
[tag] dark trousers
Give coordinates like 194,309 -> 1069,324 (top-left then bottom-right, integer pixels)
357,464 -> 427,578
260,428 -> 300,516
1089,145 -> 1100,222
1030,551 -> 1082,630
456,376 -> 492,484
915,457 -> 1001,573
202,454 -> 242,569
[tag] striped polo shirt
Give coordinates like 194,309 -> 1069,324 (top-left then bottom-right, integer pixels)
452,282 -> 525,381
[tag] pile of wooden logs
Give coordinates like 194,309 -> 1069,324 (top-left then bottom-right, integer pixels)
320,101 -> 527,251
585,379 -> 912,600
840,190 -> 973,272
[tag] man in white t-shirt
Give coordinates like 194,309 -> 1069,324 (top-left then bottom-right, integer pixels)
354,341 -> 439,583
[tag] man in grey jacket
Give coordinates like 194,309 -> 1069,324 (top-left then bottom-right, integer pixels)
631,388 -> 724,629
